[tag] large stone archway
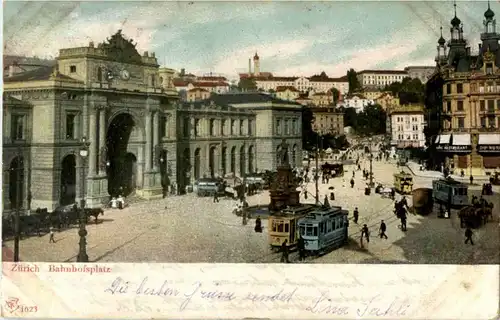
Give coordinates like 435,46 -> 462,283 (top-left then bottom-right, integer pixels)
106,113 -> 137,196
60,154 -> 76,205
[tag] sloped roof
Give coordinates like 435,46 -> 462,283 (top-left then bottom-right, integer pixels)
4,66 -> 82,83
276,86 -> 298,92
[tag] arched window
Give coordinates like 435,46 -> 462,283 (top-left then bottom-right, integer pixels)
151,75 -> 155,87
210,119 -> 216,136
97,67 -> 103,82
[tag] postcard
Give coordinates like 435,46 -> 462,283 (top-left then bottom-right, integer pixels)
2,1 -> 499,319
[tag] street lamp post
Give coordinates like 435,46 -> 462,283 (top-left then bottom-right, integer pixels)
369,137 -> 374,188
77,136 -> 90,263
13,147 -> 23,262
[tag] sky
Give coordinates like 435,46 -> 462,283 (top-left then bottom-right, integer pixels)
3,1 -> 499,80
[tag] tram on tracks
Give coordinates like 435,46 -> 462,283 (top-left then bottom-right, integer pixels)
394,171 -> 413,195
268,205 -> 315,252
432,178 -> 469,208
297,205 -> 349,255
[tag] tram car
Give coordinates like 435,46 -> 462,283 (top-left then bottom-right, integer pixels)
297,206 -> 349,255
394,171 -> 413,195
268,205 -> 315,251
432,178 -> 469,208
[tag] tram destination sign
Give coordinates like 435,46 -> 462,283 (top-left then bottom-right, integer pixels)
436,144 -> 471,152
478,145 -> 500,152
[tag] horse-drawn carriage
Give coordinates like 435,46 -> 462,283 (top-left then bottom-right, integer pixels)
458,203 -> 493,228
412,188 -> 434,215
2,205 -> 104,240
375,184 -> 394,199
490,172 -> 500,185
321,163 -> 344,177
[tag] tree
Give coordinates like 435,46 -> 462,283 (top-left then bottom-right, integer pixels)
346,69 -> 361,94
343,107 -> 358,128
238,77 -> 257,92
301,106 -> 319,151
383,77 -> 425,105
329,87 -> 340,105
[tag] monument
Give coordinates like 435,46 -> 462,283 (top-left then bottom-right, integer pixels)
269,139 -> 301,212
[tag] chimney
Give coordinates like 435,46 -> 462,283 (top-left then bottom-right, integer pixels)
151,52 -> 155,58
89,41 -> 94,48
248,58 -> 252,74
144,51 -> 149,57
8,65 -> 14,77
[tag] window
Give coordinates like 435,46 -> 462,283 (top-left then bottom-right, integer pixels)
248,119 -> 253,136
276,119 -> 281,135
457,100 -> 464,111
284,119 -> 289,135
66,114 -> 76,139
446,101 -> 451,112
183,118 -> 190,137
160,116 -> 167,138
306,225 -> 313,236
480,117 -> 486,128
446,84 -> 451,94
486,63 -> 493,75
284,223 -> 289,233
11,114 -> 25,140
457,117 -> 465,129
480,100 -> 485,111
210,119 -> 216,136
70,65 -> 76,73
488,100 -> 495,111
239,120 -> 244,135
194,119 -> 200,137
457,83 -> 463,93
221,120 -> 226,136
497,100 -> 500,110
313,227 -> 318,236
412,134 -> 419,140
412,125 -> 418,131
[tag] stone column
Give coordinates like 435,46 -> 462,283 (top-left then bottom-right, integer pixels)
153,111 -> 159,171
164,114 -> 170,139
88,109 -> 97,176
145,110 -> 152,172
98,108 -> 106,175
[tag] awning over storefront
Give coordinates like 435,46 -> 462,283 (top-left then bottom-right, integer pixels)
478,134 -> 500,153
436,134 -> 470,152
435,134 -> 451,144
452,134 -> 471,146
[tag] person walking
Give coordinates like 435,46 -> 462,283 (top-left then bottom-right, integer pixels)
254,216 -> 262,233
350,178 -> 355,188
49,227 -> 55,243
469,175 -> 474,185
280,239 -> 290,263
213,191 -> 219,203
464,227 -> 474,245
379,220 -> 388,239
352,171 -> 355,178
353,207 -> 359,224
298,235 -> 306,261
400,214 -> 407,231
361,224 -> 370,246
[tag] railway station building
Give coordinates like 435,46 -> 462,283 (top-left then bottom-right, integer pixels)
2,30 -> 302,212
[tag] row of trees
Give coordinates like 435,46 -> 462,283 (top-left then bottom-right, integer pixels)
342,103 -> 387,136
301,106 -> 350,152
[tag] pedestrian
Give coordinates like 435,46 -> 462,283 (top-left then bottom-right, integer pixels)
358,164 -> 361,171
254,216 -> 262,233
464,227 -> 474,245
213,191 -> 219,203
469,175 -> 474,185
361,224 -> 370,245
352,171 -> 355,178
400,215 -> 407,231
298,235 -> 306,261
350,178 -> 355,188
242,210 -> 247,225
379,220 -> 388,239
353,207 -> 359,224
49,227 -> 55,243
280,239 -> 290,263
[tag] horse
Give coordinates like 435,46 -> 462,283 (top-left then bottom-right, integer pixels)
84,208 -> 104,225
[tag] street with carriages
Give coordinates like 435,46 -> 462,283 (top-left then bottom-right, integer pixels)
3,157 -> 499,264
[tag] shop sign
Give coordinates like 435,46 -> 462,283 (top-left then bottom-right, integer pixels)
436,144 -> 471,152
478,145 -> 500,152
